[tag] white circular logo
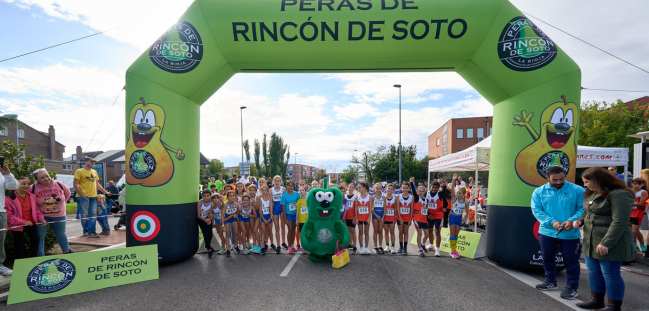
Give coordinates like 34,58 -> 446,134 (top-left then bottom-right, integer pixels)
317,228 -> 333,243
130,211 -> 160,242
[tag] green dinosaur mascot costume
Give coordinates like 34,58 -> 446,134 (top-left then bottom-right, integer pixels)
300,179 -> 350,262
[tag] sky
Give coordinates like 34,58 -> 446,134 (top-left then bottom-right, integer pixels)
0,0 -> 648,172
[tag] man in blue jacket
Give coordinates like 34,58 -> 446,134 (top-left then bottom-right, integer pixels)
531,165 -> 584,300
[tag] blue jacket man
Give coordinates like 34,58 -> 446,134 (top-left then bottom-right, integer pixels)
530,165 -> 584,300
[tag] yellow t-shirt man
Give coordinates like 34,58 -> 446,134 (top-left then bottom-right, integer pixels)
74,168 -> 99,198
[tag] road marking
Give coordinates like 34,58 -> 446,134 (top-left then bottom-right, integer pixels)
280,253 -> 301,277
485,260 -> 583,311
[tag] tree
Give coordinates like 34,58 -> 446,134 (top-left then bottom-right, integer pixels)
579,100 -> 648,171
254,139 -> 261,176
243,139 -> 251,163
207,159 -> 224,177
352,151 -> 378,184
262,134 -> 269,177
341,165 -> 359,184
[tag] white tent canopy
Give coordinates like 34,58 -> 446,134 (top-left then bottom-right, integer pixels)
428,136 -> 629,172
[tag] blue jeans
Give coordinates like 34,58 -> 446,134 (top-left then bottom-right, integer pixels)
44,216 -> 70,253
584,256 -> 624,300
97,204 -> 110,233
539,235 -> 580,289
78,197 -> 98,234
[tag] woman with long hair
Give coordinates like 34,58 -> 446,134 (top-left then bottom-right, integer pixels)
577,167 -> 634,311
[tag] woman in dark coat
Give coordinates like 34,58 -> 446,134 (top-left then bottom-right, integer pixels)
577,167 -> 634,311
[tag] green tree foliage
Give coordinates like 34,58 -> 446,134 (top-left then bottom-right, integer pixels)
254,139 -> 261,175
262,134 -> 269,176
243,139 -> 251,163
207,159 -> 224,176
340,165 -> 359,184
579,100 -> 649,170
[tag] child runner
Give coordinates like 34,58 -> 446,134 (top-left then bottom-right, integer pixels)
355,182 -> 372,255
631,178 -> 647,253
223,190 -> 239,257
211,193 -> 226,255
412,184 -> 429,257
281,181 -> 300,255
197,190 -> 215,257
247,185 -> 262,254
383,184 -> 397,254
449,175 -> 466,259
343,183 -> 358,254
271,175 -> 285,253
296,186 -> 309,252
426,181 -> 445,257
239,194 -> 254,254
257,184 -> 273,254
371,183 -> 385,255
397,182 -> 413,255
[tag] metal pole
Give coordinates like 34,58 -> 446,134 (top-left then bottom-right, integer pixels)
394,85 -> 402,185
240,109 -> 244,164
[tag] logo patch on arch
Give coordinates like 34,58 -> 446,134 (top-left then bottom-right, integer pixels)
149,21 -> 203,73
131,211 -> 161,242
27,259 -> 76,294
497,16 -> 557,71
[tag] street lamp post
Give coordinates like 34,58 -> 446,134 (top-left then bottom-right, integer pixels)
393,84 -> 402,185
240,106 -> 247,170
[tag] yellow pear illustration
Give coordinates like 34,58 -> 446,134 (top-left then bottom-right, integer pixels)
513,96 -> 577,186
126,98 -> 184,187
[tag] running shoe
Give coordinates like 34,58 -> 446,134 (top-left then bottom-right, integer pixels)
352,246 -> 357,255
88,233 -> 100,238
390,247 -> 397,255
234,246 -> 241,255
425,243 -> 434,252
282,243 -> 289,250
216,249 -> 225,255
297,247 -> 304,252
226,250 -> 231,258
560,287 -> 578,300
288,247 -> 296,255
450,251 -> 460,259
535,281 -> 557,291
434,248 -> 440,257
418,249 -> 425,257
271,244 -> 277,252
640,244 -> 647,253
276,246 -> 281,255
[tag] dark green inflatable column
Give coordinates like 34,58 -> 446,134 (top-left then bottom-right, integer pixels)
124,2 -> 233,263
460,2 -> 581,270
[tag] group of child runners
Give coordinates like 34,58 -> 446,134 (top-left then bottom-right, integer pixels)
196,175 -> 478,259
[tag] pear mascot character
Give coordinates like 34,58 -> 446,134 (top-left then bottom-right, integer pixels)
300,179 -> 350,262
126,97 -> 185,187
513,95 -> 577,186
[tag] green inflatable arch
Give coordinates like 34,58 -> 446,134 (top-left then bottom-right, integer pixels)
125,0 -> 580,269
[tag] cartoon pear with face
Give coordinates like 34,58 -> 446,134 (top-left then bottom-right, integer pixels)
513,96 -> 577,186
126,98 -> 185,187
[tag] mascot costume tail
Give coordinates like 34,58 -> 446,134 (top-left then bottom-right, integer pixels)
300,178 -> 350,262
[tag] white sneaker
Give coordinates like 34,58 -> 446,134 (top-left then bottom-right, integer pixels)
363,247 -> 370,255
0,265 -> 12,276
390,247 -> 397,255
434,248 -> 440,257
425,243 -> 434,252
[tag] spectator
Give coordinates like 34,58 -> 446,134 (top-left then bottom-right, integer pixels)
577,167 -> 634,311
0,162 -> 18,275
96,194 -> 110,235
607,167 -> 624,181
32,168 -> 73,253
105,180 -> 119,209
531,166 -> 584,300
7,177 -> 47,258
114,187 -> 127,230
74,158 -> 109,238
215,175 -> 225,193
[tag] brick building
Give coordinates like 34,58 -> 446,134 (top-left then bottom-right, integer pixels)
0,118 -> 67,174
428,116 -> 492,159
287,163 -> 324,184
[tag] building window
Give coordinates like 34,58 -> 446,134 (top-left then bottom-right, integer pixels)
0,126 -> 6,136
467,128 -> 474,138
17,128 -> 24,138
64,163 -> 72,170
436,138 -> 440,146
456,128 -> 464,139
477,128 -> 484,138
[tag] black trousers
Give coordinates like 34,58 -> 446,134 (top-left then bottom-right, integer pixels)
442,210 -> 450,228
12,226 -> 39,259
197,219 -> 213,250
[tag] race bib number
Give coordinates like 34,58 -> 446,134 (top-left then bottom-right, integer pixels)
385,209 -> 395,216
400,208 -> 410,215
421,207 -> 428,216
272,193 -> 281,201
374,200 -> 384,208
358,207 -> 369,214
301,207 -> 307,214
427,202 -> 437,210
226,208 -> 236,215
262,206 -> 270,215
288,203 -> 297,212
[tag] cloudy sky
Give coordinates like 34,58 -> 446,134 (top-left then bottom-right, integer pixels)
0,0 -> 647,171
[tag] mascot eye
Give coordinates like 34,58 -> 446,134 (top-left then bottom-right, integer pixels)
315,191 -> 325,202
324,192 -> 334,202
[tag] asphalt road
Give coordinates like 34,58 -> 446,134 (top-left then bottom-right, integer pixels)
8,252 -> 581,311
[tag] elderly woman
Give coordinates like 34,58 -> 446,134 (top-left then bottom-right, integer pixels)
31,168 -> 73,253
577,167 -> 634,311
6,176 -> 46,257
